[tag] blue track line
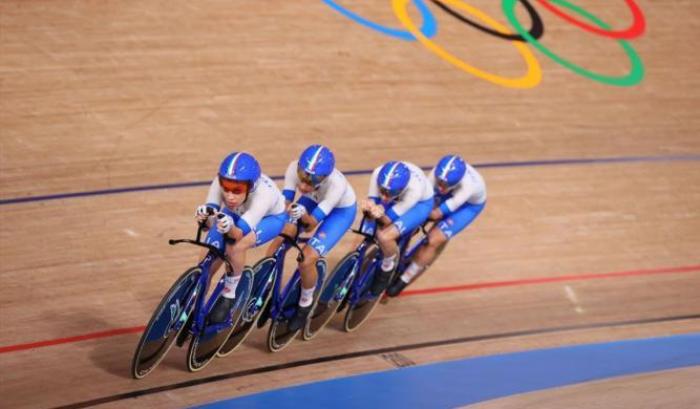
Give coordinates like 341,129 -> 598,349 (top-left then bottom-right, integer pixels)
194,333 -> 700,409
2,154 -> 699,206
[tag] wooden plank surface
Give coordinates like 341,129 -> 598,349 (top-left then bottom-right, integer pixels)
1,1 -> 699,408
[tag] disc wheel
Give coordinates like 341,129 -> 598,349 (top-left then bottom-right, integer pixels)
187,268 -> 253,372
217,258 -> 277,357
343,245 -> 383,332
303,253 -> 358,340
267,260 -> 326,352
131,267 -> 201,379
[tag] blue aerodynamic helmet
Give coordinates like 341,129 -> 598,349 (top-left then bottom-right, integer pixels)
435,154 -> 466,190
377,161 -> 410,198
297,144 -> 335,186
218,151 -> 261,192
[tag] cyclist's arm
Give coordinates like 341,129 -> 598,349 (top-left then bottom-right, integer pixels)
282,160 -> 298,203
311,176 -> 344,226
240,192 -> 272,238
366,167 -> 381,204
205,177 -> 222,211
427,168 -> 437,187
442,183 -> 476,216
385,187 -> 421,224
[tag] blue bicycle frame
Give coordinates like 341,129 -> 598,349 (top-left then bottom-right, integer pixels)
171,224 -> 251,339
267,234 -> 311,322
344,217 -> 428,306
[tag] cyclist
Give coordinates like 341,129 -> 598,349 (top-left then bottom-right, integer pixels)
195,151 -> 287,322
386,154 -> 486,297
266,144 -> 357,332
360,160 -> 433,296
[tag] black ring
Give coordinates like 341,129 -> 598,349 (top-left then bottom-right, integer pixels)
431,0 -> 544,42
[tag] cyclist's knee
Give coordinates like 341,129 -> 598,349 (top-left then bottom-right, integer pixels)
282,222 -> 298,236
232,233 -> 256,253
300,247 -> 320,269
377,226 -> 399,244
428,228 -> 448,248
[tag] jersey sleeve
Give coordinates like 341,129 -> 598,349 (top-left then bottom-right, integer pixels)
427,168 -> 437,188
205,177 -> 222,211
240,191 -> 274,235
442,183 -> 476,215
367,167 -> 381,204
386,184 -> 421,222
314,178 -> 345,222
282,160 -> 298,202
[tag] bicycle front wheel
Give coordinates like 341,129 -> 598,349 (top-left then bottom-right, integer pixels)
304,253 -> 357,340
131,267 -> 202,379
343,245 -> 383,332
187,268 -> 253,372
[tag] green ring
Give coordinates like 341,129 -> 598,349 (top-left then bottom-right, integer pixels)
502,0 -> 644,86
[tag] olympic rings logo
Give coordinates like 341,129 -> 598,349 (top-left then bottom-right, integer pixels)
323,0 -> 646,89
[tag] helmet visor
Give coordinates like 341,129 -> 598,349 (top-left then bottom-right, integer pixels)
297,167 -> 327,187
219,176 -> 249,195
379,185 -> 403,199
436,178 -> 452,193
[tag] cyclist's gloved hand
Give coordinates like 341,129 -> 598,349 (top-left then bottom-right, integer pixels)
195,205 -> 214,223
216,213 -> 235,234
288,203 -> 307,222
370,204 -> 385,220
360,199 -> 375,213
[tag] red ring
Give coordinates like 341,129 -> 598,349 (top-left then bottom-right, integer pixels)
536,0 -> 645,39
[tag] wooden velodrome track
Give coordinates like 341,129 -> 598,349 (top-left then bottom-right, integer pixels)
1,0 -> 699,408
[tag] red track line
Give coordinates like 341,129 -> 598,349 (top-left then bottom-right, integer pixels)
400,264 -> 700,296
1,264 -> 699,354
0,326 -> 146,354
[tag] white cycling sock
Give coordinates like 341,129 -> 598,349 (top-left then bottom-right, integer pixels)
299,286 -> 315,308
222,275 -> 240,299
400,262 -> 424,284
381,254 -> 398,272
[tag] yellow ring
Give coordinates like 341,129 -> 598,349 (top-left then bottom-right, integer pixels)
392,0 -> 542,89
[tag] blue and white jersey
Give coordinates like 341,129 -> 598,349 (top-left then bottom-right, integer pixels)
368,161 -> 433,221
205,174 -> 286,231
282,160 -> 356,222
429,162 -> 487,212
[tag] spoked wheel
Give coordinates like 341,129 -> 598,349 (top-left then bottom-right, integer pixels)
217,258 -> 277,358
131,267 -> 202,379
267,260 -> 326,352
303,253 -> 358,340
343,245 -> 383,332
187,268 -> 253,372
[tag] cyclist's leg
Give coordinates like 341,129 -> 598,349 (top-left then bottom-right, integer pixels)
289,204 -> 356,330
202,216 -> 232,288
373,199 -> 432,295
391,201 -> 485,295
264,222 -> 297,257
301,203 -> 357,289
266,196 -> 316,257
210,213 -> 286,322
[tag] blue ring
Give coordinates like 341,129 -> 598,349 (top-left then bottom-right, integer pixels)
323,0 -> 438,41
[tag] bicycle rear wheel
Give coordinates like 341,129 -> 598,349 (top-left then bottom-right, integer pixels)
267,260 -> 326,352
303,252 -> 358,340
217,258 -> 277,357
343,245 -> 383,332
187,268 -> 253,372
131,267 -> 201,379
